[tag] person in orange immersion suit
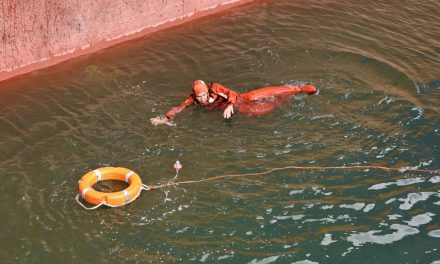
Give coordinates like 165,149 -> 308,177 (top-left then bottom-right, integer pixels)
150,80 -> 317,126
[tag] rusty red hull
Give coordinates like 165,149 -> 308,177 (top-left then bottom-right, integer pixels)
0,0 -> 254,83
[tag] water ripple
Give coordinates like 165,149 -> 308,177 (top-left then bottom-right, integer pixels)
0,0 -> 439,263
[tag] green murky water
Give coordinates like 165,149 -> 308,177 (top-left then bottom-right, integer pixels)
1,0 -> 439,263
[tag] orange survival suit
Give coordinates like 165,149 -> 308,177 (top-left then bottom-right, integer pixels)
165,82 -> 317,120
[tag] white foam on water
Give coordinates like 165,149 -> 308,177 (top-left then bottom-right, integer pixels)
306,204 -> 315,209
311,114 -> 335,120
176,227 -> 190,234
337,214 -> 351,220
399,192 -> 438,210
320,233 -> 337,246
275,214 -> 305,221
303,217 -> 337,224
218,255 -> 232,261
385,198 -> 396,204
429,176 -> 440,183
200,253 -> 210,262
340,203 -> 365,211
346,224 -> 419,246
363,203 -> 375,212
410,106 -> 424,120
376,145 -> 396,159
428,230 -> 440,238
292,260 -> 319,264
397,177 -> 425,186
250,255 -> 280,264
387,214 -> 402,220
405,212 -> 435,227
289,190 -> 304,195
369,177 -> 425,190
342,247 -> 354,257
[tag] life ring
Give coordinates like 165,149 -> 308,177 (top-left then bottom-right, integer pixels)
78,167 -> 143,207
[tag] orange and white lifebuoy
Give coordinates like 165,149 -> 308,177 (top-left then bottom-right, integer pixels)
78,167 -> 144,207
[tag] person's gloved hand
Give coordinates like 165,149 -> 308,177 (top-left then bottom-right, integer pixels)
150,116 -> 173,126
223,104 -> 234,119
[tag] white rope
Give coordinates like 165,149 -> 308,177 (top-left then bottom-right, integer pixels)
75,194 -> 105,210
94,169 -> 102,182
81,187 -> 91,199
103,187 -> 145,208
123,190 -> 130,204
125,171 -> 134,182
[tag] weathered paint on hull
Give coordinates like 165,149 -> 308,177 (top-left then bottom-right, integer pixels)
0,0 -> 254,83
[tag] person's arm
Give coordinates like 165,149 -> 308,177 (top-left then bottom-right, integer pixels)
212,83 -> 238,119
150,96 -> 194,126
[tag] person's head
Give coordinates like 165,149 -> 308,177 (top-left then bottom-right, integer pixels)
192,80 -> 209,105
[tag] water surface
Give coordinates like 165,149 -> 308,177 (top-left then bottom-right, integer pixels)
1,0 -> 439,263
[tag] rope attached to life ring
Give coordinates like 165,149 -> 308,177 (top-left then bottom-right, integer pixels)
76,164 -> 440,210
146,165 -> 440,190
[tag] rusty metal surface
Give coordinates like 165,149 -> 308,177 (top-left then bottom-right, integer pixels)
0,0 -> 253,83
